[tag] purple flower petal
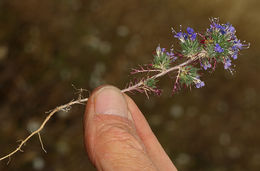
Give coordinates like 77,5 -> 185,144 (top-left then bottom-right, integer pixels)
187,27 -> 194,35
224,58 -> 232,69
215,43 -> 224,53
190,33 -> 197,41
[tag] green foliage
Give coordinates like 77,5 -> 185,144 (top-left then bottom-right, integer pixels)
205,30 -> 233,62
181,39 -> 201,57
144,78 -> 158,89
152,46 -> 171,70
179,65 -> 199,86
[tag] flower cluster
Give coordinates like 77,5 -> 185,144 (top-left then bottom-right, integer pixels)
130,18 -> 249,96
152,45 -> 177,70
204,18 -> 249,71
0,18 -> 250,163
174,27 -> 201,57
0,19 -> 249,161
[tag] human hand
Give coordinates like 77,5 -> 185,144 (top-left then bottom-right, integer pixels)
84,85 -> 177,170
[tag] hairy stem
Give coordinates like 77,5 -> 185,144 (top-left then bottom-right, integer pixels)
0,55 -> 199,162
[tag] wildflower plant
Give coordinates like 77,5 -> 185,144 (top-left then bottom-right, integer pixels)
0,18 -> 249,162
127,18 -> 249,96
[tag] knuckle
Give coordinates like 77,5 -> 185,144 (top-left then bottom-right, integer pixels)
91,115 -> 158,170
94,115 -> 145,152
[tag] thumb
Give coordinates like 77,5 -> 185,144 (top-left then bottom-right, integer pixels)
84,86 -> 157,171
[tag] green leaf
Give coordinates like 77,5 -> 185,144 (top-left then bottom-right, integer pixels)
153,52 -> 171,70
180,39 -> 201,57
179,65 -> 200,86
144,78 -> 158,89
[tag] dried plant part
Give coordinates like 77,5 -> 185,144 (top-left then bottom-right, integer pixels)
0,18 -> 249,163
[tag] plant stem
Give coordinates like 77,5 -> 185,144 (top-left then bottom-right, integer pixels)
0,55 -> 199,162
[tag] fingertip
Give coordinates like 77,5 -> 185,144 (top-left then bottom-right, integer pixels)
84,85 -> 176,171
84,85 -> 121,129
83,85 -> 161,170
83,85 -> 136,164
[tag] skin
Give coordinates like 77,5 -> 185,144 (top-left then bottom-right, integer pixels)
84,85 -> 177,171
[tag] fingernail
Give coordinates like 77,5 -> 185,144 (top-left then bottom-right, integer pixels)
94,86 -> 128,118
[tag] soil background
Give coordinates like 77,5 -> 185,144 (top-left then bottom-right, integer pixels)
0,0 -> 259,170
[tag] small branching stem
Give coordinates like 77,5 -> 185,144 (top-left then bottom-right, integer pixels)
0,99 -> 87,162
0,56 -> 199,162
0,18 -> 250,163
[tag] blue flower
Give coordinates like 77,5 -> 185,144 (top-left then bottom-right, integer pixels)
174,32 -> 188,43
194,76 -> 205,88
166,51 -> 174,57
184,33 -> 188,39
226,23 -> 236,34
220,29 -> 226,35
196,81 -> 205,88
201,62 -> 212,70
232,45 -> 237,51
211,22 -> 225,30
216,24 -> 225,30
174,32 -> 183,39
186,27 -> 197,41
187,27 -> 194,35
166,51 -> 177,62
215,43 -> 224,53
161,48 -> 166,53
224,58 -> 232,69
210,21 -> 227,35
190,33 -> 197,41
233,40 -> 243,50
231,52 -> 238,60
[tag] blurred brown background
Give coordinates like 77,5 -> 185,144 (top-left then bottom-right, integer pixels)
0,0 -> 259,170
